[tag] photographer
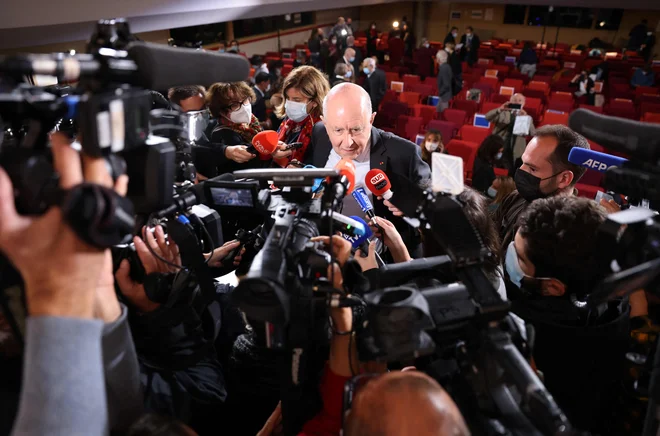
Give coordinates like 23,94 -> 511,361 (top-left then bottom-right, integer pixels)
0,133 -> 142,435
507,196 -> 630,434
485,93 -> 536,170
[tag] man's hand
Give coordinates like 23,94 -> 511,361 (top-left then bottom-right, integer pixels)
205,239 -> 243,268
225,145 -> 256,163
355,240 -> 378,272
600,198 -> 621,214
518,109 -> 528,116
311,235 -> 352,267
381,198 -> 404,217
271,141 -> 294,160
500,102 -> 510,111
0,133 -> 122,319
369,216 -> 411,263
115,226 -> 182,313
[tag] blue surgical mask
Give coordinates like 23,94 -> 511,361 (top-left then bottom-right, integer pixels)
505,242 -> 525,289
363,67 -> 370,75
219,49 -> 225,53
487,187 -> 497,198
349,57 -> 356,62
345,70 -> 353,78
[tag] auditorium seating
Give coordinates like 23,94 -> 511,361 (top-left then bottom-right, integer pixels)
445,139 -> 479,181
541,111 -> 569,126
412,104 -> 436,128
459,125 -> 491,144
442,108 -> 469,126
395,115 -> 424,142
399,91 -> 421,106
451,100 -> 479,122
426,120 -> 458,143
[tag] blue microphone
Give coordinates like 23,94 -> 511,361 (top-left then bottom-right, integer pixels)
568,147 -> 628,173
304,164 -> 324,192
348,216 -> 385,267
352,187 -> 376,219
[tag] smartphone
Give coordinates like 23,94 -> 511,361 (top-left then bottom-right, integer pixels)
283,142 -> 303,151
595,191 -> 614,204
508,103 -> 522,110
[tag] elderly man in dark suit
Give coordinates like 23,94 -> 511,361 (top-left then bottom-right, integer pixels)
304,83 -> 431,256
362,57 -> 387,112
459,26 -> 481,67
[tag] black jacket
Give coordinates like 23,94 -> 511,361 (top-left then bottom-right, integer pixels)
460,33 -> 481,64
347,45 -> 364,73
304,124 -> 431,256
206,126 -> 270,177
471,156 -> 495,194
362,68 -> 387,111
251,86 -> 268,122
443,32 -> 456,45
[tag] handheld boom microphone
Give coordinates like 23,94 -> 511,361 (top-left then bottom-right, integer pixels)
568,147 -> 628,173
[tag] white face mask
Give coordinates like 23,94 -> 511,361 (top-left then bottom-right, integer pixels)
495,151 -> 503,160
424,43 -> 430,48
425,141 -> 439,152
452,31 -> 458,37
285,100 -> 309,122
266,84 -> 271,93
229,103 -> 252,124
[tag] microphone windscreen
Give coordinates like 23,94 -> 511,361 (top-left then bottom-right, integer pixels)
569,109 -> 660,162
365,169 -> 391,196
335,159 -> 356,194
252,130 -> 279,155
352,187 -> 375,213
127,42 -> 251,90
568,147 -> 628,173
349,215 -> 373,248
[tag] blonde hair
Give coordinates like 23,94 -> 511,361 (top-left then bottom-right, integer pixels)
493,176 -> 515,204
275,66 -> 330,119
206,82 -> 255,119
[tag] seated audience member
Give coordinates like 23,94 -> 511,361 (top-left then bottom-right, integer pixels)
509,196 -> 630,434
518,42 -> 538,78
443,42 -> 463,96
631,64 -> 656,88
274,66 -> 330,166
571,70 -> 595,105
420,129 -> 445,167
206,82 -> 282,175
168,85 -> 206,112
251,72 -> 271,124
485,93 -> 536,169
228,39 -> 240,53
435,50 -> 453,113
494,125 -> 589,258
472,134 -> 505,195
362,57 -> 386,112
487,176 -> 515,213
305,83 -> 431,257
332,63 -> 353,87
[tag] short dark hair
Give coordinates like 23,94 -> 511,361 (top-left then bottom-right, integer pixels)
466,26 -> 474,32
254,72 -> 270,85
167,85 -> 205,107
477,134 -> 505,163
518,196 -> 606,295
534,124 -> 590,186
229,39 -> 239,47
451,26 -> 458,31
250,55 -> 263,66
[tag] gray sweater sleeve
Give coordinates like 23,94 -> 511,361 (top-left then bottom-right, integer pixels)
11,316 -> 108,436
103,304 -> 144,432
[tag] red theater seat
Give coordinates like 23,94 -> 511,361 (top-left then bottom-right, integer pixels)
459,125 -> 491,143
446,139 -> 479,181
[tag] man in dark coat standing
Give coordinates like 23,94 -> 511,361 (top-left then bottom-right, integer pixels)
361,57 -> 387,112
459,26 -> 481,67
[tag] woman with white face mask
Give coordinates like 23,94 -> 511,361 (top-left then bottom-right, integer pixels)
420,130 -> 445,167
273,66 -> 330,166
206,82 -> 270,176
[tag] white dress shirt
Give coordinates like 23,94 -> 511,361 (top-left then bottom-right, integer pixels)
324,144 -> 371,218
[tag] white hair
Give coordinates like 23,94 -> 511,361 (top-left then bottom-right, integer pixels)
322,82 -> 372,118
365,57 -> 376,68
436,50 -> 448,64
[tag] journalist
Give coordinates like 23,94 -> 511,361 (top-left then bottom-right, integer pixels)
507,196 -> 630,434
485,93 -> 536,169
168,85 -> 207,113
304,83 -> 431,256
493,124 -> 590,255
0,132 -> 142,435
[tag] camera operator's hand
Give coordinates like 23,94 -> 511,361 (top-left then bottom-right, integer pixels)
310,235 -> 352,267
271,141 -> 294,160
0,132 -> 121,319
225,145 -> 256,163
355,240 -> 378,272
204,239 -> 242,268
370,216 -> 411,263
115,225 -> 181,313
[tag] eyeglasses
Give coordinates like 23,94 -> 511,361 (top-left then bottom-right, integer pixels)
225,98 -> 250,112
342,373 -> 380,430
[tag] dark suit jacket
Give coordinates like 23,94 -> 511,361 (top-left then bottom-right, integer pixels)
460,33 -> 481,64
363,69 -> 387,111
305,123 -> 431,256
443,32 -> 456,45
347,45 -> 364,74
251,86 -> 268,122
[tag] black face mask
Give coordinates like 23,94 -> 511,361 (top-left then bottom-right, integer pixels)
514,169 -> 560,202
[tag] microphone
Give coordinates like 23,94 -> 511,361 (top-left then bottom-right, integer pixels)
568,147 -> 628,173
250,130 -> 279,160
335,159 -> 356,195
0,42 -> 250,90
365,169 -> 393,200
303,165 -> 325,193
352,187 -> 376,219
568,108 -> 660,163
155,173 -> 235,218
347,216 -> 385,267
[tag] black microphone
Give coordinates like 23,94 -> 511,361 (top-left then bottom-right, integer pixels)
0,42 -> 251,90
568,109 -> 660,162
155,173 -> 235,218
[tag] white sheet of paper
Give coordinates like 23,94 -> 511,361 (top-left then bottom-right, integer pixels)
432,153 -> 464,195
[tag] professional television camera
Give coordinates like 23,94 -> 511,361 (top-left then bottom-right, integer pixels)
566,109 -> 660,436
